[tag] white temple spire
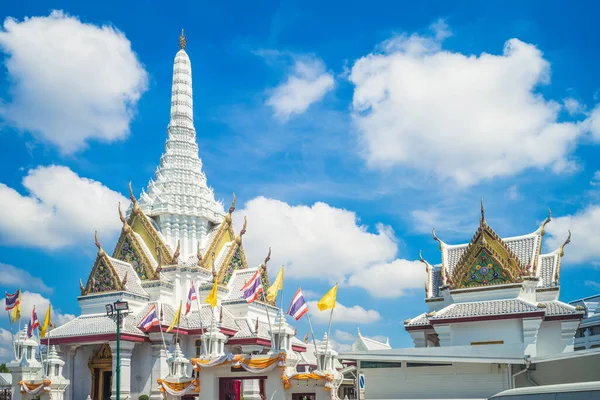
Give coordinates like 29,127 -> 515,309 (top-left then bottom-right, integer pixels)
134,31 -> 225,261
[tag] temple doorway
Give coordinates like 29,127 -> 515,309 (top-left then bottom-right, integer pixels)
218,376 -> 266,400
88,343 -> 113,400
292,394 -> 316,400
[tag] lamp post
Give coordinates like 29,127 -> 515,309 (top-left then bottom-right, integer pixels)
106,300 -> 129,400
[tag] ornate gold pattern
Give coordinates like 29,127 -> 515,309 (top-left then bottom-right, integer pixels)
112,223 -> 158,281
84,251 -> 124,294
172,239 -> 181,264
419,250 -> 432,298
179,29 -> 186,50
451,221 -> 523,289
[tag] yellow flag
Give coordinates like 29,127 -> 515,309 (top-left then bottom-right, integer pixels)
317,284 -> 338,311
40,304 -> 51,338
10,291 -> 21,323
205,280 -> 218,308
166,302 -> 182,333
267,266 -> 284,302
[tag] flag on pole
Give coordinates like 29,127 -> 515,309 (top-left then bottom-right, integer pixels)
5,290 -> 20,311
240,270 -> 263,303
40,304 -> 51,338
166,302 -> 182,333
9,291 -> 22,323
185,282 -> 198,315
317,284 -> 338,311
287,288 -> 308,320
266,266 -> 284,302
28,306 -> 40,338
139,305 -> 160,331
205,280 -> 218,308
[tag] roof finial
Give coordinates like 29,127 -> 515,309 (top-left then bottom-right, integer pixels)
540,208 -> 552,236
179,29 -> 187,50
264,247 -> 271,265
229,193 -> 237,214
480,197 -> 485,228
559,230 -> 571,258
94,231 -> 105,256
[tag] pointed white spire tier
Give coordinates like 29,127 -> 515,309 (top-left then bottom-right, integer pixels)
136,33 -> 225,261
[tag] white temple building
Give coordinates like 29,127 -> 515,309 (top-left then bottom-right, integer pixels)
11,31 -> 344,400
338,206 -> 600,399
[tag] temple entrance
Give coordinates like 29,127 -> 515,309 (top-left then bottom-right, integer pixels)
88,343 -> 113,400
292,394 -> 316,400
218,377 -> 266,400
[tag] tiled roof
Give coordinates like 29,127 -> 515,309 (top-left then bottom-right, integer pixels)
108,256 -> 149,297
50,313 -> 145,338
231,318 -> 271,339
542,301 -> 582,316
225,269 -> 257,301
356,335 -> 391,351
430,299 -> 539,320
404,313 -> 430,327
431,268 -> 442,297
442,231 -> 540,276
134,302 -> 238,331
538,253 -> 558,287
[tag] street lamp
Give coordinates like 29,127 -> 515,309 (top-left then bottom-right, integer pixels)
106,300 -> 129,400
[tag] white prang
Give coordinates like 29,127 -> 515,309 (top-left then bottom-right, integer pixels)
136,48 -> 225,261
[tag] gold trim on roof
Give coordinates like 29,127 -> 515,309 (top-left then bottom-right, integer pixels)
85,235 -> 124,295
533,209 -> 552,275
554,230 -> 571,284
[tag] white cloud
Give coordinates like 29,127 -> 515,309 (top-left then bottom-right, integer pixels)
506,185 -> 520,201
0,291 -> 75,328
267,55 -> 335,119
347,259 -> 425,298
0,10 -> 148,153
335,329 -> 355,343
0,165 -> 127,249
235,197 -> 424,297
591,170 -> 600,186
0,328 -> 13,361
544,205 -> 600,264
306,301 -> 381,324
0,263 -> 52,293
564,97 -> 584,116
314,336 -> 352,353
349,24 -> 586,186
235,197 -> 397,280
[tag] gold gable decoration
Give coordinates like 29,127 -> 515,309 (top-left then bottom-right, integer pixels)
202,193 -> 237,270
258,247 -> 275,306
450,202 -> 524,289
84,232 -> 124,295
127,182 -> 173,266
112,202 -> 158,281
216,216 -> 249,284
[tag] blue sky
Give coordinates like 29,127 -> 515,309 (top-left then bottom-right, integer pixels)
1,0 -> 600,357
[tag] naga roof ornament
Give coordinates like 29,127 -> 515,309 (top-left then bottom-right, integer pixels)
554,230 -> 571,283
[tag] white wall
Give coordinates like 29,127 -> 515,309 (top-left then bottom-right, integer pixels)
71,345 -> 97,400
361,362 -> 510,399
450,320 -> 522,346
131,342 -> 154,397
536,320 -> 562,356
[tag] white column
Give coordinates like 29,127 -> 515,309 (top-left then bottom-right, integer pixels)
63,345 -> 79,400
242,379 -> 261,400
522,317 -> 543,357
560,320 -> 581,353
408,330 -> 426,348
149,340 -> 170,400
109,341 -> 136,400
433,324 -> 451,347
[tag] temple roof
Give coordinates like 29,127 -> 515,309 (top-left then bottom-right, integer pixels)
421,204 -> 570,296
352,329 -> 391,351
49,313 -> 145,339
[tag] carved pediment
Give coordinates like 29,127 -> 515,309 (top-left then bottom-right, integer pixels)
85,253 -> 123,295
452,224 -> 523,289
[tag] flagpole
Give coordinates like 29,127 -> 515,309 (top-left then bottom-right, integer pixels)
45,326 -> 52,377
323,283 -> 337,370
175,300 -> 182,347
193,280 -> 207,355
7,310 -> 16,359
277,267 -> 284,351
207,279 -> 216,357
300,286 -> 321,371
260,290 -> 273,337
157,304 -> 167,351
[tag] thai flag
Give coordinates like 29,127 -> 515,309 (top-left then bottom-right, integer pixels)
185,282 -> 198,315
287,288 -> 308,321
140,305 -> 160,331
28,306 -> 40,338
5,290 -> 20,311
240,270 -> 263,303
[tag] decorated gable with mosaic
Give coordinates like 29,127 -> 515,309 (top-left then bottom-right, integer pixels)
462,249 -> 510,287
85,255 -> 123,294
113,233 -> 155,280
219,245 -> 248,285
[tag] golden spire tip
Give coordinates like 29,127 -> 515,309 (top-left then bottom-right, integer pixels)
179,29 -> 187,50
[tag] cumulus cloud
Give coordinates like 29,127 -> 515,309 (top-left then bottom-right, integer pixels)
234,197 -> 425,297
0,328 -> 14,361
307,301 -> 381,324
544,205 -> 600,264
0,264 -> 52,293
335,329 -> 355,343
0,291 -> 75,327
0,10 -> 148,153
347,259 -> 425,298
349,24 -> 586,186
267,55 -> 335,119
0,165 -> 127,249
